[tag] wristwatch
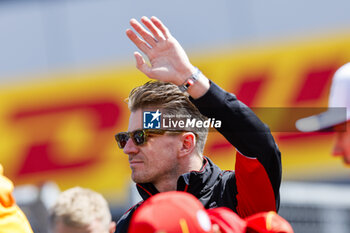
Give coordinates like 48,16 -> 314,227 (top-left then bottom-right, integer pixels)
178,68 -> 201,92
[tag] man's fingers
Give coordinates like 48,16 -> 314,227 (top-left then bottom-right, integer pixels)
134,51 -> 144,66
126,29 -> 151,55
130,18 -> 157,47
141,16 -> 165,41
134,52 -> 152,77
150,16 -> 171,39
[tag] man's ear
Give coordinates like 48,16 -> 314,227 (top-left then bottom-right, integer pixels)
109,221 -> 116,233
178,132 -> 196,157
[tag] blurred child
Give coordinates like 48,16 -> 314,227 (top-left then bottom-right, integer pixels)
50,186 -> 116,233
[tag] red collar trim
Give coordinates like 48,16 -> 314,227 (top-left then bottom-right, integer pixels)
137,184 -> 153,197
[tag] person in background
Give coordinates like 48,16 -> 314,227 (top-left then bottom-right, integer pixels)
296,62 -> 350,165
115,16 -> 282,233
0,164 -> 33,233
129,191 -> 294,233
50,186 -> 116,233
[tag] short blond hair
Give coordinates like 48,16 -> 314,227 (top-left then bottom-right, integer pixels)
128,81 -> 208,154
50,187 -> 112,231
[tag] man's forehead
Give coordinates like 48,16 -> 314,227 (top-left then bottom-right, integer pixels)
128,109 -> 143,131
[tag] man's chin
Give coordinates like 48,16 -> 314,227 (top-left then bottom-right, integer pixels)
132,173 -> 149,184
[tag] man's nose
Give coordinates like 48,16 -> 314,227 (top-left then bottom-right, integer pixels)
123,137 -> 139,155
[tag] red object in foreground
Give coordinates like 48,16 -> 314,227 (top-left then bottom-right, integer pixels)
129,191 -> 293,233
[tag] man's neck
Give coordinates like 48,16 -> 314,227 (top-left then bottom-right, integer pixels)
154,154 -> 204,192
154,178 -> 178,192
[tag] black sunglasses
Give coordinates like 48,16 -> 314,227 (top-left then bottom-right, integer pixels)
115,129 -> 193,149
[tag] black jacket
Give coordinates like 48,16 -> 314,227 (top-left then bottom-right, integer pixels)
116,82 -> 281,233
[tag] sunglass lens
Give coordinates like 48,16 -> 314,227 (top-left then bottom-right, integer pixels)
115,133 -> 129,149
133,130 -> 145,145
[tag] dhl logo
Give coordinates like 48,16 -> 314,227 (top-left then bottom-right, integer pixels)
1,32 -> 350,203
10,101 -> 120,176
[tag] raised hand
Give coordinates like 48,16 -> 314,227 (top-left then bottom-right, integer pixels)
126,16 -> 196,86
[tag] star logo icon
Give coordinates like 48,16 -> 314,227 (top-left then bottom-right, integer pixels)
143,110 -> 162,129
150,109 -> 162,122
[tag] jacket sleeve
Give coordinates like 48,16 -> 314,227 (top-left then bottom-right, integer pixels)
190,81 -> 281,215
